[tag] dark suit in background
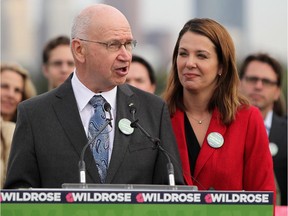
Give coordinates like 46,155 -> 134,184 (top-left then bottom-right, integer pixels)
269,113 -> 287,205
4,76 -> 183,188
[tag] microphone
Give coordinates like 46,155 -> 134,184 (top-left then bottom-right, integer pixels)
130,104 -> 206,190
128,103 -> 175,186
79,102 -> 113,184
104,102 -> 113,128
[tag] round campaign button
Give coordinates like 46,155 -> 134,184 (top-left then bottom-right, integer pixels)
269,142 -> 278,156
118,118 -> 134,135
207,132 -> 224,148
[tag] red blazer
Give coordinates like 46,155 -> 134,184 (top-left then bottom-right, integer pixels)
171,106 -> 276,194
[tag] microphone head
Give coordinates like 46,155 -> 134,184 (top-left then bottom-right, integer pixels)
128,103 -> 137,114
104,102 -> 111,112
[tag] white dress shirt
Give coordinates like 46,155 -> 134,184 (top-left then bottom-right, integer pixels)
264,110 -> 273,136
71,71 -> 117,162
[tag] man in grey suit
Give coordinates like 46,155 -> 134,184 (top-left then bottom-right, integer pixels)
239,53 -> 287,205
4,4 -> 183,188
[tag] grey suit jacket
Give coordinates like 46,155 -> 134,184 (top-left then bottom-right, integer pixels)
4,74 -> 184,188
269,113 -> 287,205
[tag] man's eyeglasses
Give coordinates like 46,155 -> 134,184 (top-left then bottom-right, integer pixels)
243,76 -> 278,87
48,60 -> 75,68
77,38 -> 137,52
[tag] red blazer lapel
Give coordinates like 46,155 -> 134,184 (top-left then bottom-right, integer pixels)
171,110 -> 193,185
194,109 -> 227,179
172,109 -> 227,185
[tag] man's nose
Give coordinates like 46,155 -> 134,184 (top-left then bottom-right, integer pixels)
117,46 -> 132,61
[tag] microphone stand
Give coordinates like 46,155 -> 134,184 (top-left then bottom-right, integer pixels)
130,119 -> 175,186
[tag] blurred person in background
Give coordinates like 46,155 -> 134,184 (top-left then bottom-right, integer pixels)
0,62 -> 36,188
0,117 -> 15,188
163,18 -> 275,198
1,63 -> 37,123
239,53 -> 287,206
42,35 -> 75,91
126,55 -> 156,94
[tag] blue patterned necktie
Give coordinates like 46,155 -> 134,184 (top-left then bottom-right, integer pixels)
88,95 -> 109,183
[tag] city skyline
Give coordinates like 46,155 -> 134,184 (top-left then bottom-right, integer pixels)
1,0 -> 287,89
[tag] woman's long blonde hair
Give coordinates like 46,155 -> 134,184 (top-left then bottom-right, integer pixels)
1,62 -> 37,122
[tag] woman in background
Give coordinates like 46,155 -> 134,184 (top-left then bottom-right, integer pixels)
0,62 -> 36,188
1,63 -> 36,122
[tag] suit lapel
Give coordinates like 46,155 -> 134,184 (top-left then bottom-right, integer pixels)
105,84 -> 136,183
194,109 -> 227,179
171,110 -> 193,185
52,75 -> 100,183
269,113 -> 281,141
52,81 -> 141,183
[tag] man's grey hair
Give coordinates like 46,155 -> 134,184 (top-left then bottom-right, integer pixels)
71,11 -> 92,39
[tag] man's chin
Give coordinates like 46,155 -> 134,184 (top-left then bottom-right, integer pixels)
254,104 -> 264,111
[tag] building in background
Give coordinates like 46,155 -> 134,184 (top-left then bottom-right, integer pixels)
194,0 -> 246,59
1,0 -> 287,94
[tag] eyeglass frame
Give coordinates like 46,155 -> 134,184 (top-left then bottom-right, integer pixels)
75,38 -> 137,52
47,60 -> 75,68
243,75 -> 279,87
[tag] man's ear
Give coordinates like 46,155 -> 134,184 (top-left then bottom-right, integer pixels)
42,64 -> 49,78
71,39 -> 86,63
273,87 -> 281,102
150,84 -> 156,94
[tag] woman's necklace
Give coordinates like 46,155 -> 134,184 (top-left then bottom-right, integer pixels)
190,116 -> 208,124
188,113 -> 211,124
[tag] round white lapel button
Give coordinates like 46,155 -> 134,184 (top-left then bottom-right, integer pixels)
207,132 -> 224,148
118,118 -> 134,135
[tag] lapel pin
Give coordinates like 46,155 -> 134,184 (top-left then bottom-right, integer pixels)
207,132 -> 224,148
269,142 -> 278,156
118,118 -> 134,135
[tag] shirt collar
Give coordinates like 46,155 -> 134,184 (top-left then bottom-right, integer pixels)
71,71 -> 117,112
264,110 -> 273,134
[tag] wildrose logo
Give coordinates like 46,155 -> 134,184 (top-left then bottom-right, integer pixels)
0,192 -> 61,202
204,193 -> 270,204
135,193 -> 201,203
64,192 -> 132,203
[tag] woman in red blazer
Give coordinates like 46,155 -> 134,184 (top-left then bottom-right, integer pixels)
163,18 -> 275,196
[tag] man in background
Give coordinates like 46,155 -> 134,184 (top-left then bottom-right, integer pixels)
239,53 -> 287,205
42,35 -> 75,90
126,55 -> 156,94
